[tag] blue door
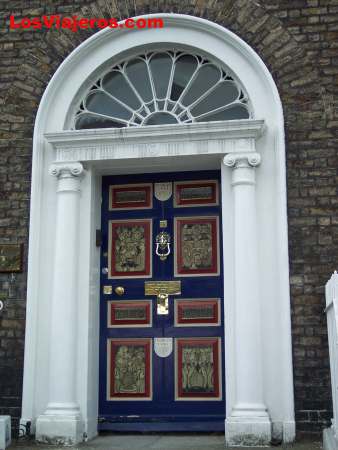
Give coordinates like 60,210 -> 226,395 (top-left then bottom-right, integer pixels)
99,170 -> 225,431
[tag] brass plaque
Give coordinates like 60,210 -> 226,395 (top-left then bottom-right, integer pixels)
145,281 -> 181,296
0,244 -> 23,273
159,220 -> 167,228
103,285 -> 113,295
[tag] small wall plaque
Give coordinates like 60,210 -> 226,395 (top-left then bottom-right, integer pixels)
154,182 -> 172,202
0,244 -> 23,273
154,337 -> 173,358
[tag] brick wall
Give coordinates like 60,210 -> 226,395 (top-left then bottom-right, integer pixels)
0,0 -> 337,436
263,0 -> 338,433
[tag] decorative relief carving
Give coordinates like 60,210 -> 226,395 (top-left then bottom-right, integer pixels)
181,223 -> 212,269
183,306 -> 213,319
114,345 -> 146,393
108,300 -> 152,328
109,184 -> 152,210
174,180 -> 218,207
108,220 -> 152,278
53,139 -> 258,164
182,345 -> 214,393
108,338 -> 152,400
115,307 -> 146,320
115,226 -> 145,271
175,217 -> 219,277
175,338 -> 221,400
175,299 -> 220,326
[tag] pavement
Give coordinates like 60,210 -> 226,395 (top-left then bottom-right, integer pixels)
8,433 -> 323,450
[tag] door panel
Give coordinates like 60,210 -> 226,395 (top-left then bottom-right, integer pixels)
174,216 -> 220,277
99,171 -> 225,431
107,300 -> 152,328
175,337 -> 222,401
174,298 -> 221,327
108,219 -> 152,278
107,338 -> 153,401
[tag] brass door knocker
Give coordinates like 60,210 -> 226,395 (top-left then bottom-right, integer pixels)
155,231 -> 171,261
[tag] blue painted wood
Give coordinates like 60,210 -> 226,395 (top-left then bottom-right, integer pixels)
99,420 -> 225,432
99,171 -> 225,431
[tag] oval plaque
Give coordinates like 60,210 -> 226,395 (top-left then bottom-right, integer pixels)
154,182 -> 172,201
154,337 -> 173,358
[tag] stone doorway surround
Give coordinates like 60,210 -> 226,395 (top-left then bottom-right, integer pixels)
20,14 -> 295,447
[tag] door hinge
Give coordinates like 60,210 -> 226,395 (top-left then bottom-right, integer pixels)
96,229 -> 102,247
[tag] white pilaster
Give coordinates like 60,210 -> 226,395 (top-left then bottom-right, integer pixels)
223,152 -> 271,447
36,162 -> 84,446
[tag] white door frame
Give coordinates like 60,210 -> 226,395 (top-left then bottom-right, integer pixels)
21,14 -> 295,446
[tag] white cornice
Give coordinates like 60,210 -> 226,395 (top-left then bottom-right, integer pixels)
44,120 -> 265,163
45,119 -> 264,147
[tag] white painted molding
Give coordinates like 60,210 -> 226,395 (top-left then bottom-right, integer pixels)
46,119 -> 264,144
324,271 -> 338,450
45,121 -> 264,163
22,12 -> 295,446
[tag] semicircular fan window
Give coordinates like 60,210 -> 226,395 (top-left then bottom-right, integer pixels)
74,51 -> 251,129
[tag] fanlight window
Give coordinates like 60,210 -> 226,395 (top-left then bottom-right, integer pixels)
74,50 -> 251,129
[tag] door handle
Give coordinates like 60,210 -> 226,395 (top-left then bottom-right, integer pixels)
114,286 -> 125,296
157,293 -> 169,315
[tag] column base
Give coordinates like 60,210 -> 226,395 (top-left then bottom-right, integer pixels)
36,413 -> 83,446
225,405 -> 271,447
323,427 -> 338,450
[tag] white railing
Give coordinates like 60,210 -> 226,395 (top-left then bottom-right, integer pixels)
326,271 -> 338,440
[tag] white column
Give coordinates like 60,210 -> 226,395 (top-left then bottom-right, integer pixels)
223,152 -> 271,447
36,162 -> 84,445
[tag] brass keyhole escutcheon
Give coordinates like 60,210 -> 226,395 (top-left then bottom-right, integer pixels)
114,286 -> 125,296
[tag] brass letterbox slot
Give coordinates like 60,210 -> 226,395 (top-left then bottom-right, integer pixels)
145,281 -> 181,296
145,281 -> 181,315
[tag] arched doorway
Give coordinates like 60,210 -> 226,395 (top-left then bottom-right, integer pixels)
21,14 -> 295,447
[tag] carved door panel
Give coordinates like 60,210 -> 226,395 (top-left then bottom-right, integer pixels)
99,171 -> 225,431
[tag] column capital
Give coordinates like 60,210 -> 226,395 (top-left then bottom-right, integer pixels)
223,152 -> 261,169
49,162 -> 84,179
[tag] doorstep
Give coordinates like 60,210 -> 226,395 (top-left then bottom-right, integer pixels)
8,433 -> 322,450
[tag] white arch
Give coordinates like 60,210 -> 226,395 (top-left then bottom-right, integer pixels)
22,14 -> 295,446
